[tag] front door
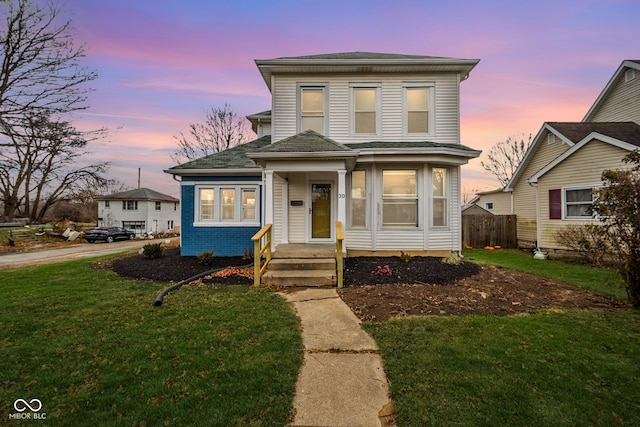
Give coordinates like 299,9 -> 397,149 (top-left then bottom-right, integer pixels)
310,183 -> 332,240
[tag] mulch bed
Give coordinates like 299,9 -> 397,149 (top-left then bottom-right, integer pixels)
108,247 -> 627,320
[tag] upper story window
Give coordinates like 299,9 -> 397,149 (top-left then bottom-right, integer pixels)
155,201 -> 161,211
122,200 -> 138,211
403,83 -> 434,134
382,170 -> 418,228
352,86 -> 379,135
625,68 -> 636,83
300,86 -> 325,134
104,201 -> 110,208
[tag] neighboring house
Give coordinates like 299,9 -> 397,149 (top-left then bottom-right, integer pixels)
166,52 -> 481,257
461,203 -> 493,216
504,59 -> 640,250
466,188 -> 513,215
97,188 -> 180,236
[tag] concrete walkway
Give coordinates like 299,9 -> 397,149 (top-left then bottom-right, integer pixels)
280,288 -> 395,427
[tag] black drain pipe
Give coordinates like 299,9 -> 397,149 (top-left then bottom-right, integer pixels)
153,263 -> 253,307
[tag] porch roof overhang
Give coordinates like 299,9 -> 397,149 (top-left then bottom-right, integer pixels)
248,151 -> 359,171
345,142 -> 482,165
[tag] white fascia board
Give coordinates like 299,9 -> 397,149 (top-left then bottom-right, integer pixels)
504,123 -> 573,191
164,168 -> 263,176
528,132 -> 637,183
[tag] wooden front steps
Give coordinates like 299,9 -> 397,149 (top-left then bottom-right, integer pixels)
262,244 -> 337,287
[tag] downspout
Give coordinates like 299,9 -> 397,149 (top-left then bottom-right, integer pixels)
529,181 -> 540,249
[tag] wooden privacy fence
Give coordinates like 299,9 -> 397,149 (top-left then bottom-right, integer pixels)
462,215 -> 517,248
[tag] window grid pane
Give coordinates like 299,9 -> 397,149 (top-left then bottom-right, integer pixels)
242,189 -> 256,220
354,88 -> 376,134
406,87 -> 429,134
432,168 -> 447,227
301,88 -> 324,133
565,189 -> 593,217
382,170 -> 418,227
350,171 -> 367,228
200,189 -> 214,220
222,189 -> 235,220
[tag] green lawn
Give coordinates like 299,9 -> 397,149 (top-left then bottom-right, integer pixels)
367,310 -> 640,427
0,258 -> 302,426
365,249 -> 639,426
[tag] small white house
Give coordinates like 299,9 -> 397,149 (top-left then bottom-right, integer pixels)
97,187 -> 180,236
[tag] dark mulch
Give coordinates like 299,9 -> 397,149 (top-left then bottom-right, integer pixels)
344,256 -> 481,287
109,247 -> 253,284
109,246 -> 626,319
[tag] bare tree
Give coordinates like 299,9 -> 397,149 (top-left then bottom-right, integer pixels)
171,103 -> 255,164
0,114 -> 108,222
481,134 -> 532,187
0,0 -> 106,222
0,0 -> 96,125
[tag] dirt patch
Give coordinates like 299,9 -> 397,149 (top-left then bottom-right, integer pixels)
109,248 -> 625,319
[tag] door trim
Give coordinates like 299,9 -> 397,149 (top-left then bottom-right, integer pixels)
308,181 -> 334,242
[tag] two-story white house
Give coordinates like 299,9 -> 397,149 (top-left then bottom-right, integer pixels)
97,187 -> 180,236
166,52 -> 481,258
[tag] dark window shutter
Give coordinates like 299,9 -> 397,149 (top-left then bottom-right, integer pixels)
549,189 -> 562,219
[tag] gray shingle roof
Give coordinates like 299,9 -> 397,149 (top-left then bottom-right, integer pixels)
548,122 -> 640,147
166,136 -> 271,171
99,188 -> 178,202
345,141 -> 481,152
255,130 -> 353,153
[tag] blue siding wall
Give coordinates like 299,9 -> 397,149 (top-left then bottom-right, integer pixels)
180,177 -> 262,257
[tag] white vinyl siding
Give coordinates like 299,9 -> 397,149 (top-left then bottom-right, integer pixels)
271,73 -> 461,145
287,173 -> 307,243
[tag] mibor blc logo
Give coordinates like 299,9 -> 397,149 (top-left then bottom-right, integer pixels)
9,398 -> 47,420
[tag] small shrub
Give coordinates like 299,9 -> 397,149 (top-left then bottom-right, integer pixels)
399,251 -> 412,263
142,243 -> 163,259
442,254 -> 462,265
373,265 -> 392,276
197,251 -> 215,266
243,248 -> 253,260
555,224 -> 611,265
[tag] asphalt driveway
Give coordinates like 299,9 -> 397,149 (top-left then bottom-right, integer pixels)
0,238 -> 178,270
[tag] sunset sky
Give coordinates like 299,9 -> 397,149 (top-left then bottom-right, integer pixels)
59,0 -> 639,197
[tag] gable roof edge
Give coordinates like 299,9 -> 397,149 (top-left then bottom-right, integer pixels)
583,60 -> 640,121
528,132 -> 639,183
504,123 -> 573,190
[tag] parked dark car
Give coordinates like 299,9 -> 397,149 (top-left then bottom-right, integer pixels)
83,227 -> 135,243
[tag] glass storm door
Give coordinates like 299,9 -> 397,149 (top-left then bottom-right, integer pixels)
311,183 -> 332,239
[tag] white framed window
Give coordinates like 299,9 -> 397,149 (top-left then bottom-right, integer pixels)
352,86 -> 380,135
485,201 -> 494,211
122,200 -> 138,211
432,168 -> 448,227
300,86 -> 325,134
195,184 -> 260,226
625,68 -> 636,83
105,201 -> 110,208
382,169 -> 418,227
349,170 -> 368,228
155,201 -> 161,211
403,82 -> 434,134
563,186 -> 597,219
548,134 -> 556,145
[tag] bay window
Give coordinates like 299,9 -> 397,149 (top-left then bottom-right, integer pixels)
350,170 -> 367,228
382,170 -> 418,227
432,168 -> 448,227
